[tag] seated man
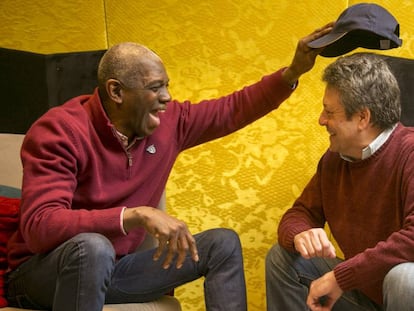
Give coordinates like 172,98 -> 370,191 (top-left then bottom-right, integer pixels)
6,24 -> 333,311
266,53 -> 414,311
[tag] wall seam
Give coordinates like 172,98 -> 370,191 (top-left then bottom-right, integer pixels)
103,0 -> 109,49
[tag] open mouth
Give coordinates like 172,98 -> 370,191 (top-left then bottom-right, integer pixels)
150,108 -> 166,117
148,108 -> 166,129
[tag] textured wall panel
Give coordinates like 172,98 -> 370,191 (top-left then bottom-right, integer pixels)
105,1 -> 343,310
0,0 -> 107,53
0,0 -> 412,310
105,1 -> 413,310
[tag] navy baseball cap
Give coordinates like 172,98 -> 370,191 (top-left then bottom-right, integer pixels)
308,3 -> 402,57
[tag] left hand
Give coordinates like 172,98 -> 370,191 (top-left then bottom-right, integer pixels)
306,271 -> 343,311
282,22 -> 334,85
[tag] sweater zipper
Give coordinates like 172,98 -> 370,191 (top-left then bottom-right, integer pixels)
127,151 -> 133,167
126,150 -> 133,179
111,127 -> 134,176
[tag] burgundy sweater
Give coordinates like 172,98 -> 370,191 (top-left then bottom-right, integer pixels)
8,69 -> 294,269
278,124 -> 414,305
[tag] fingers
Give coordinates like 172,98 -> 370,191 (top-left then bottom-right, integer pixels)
307,294 -> 332,311
131,207 -> 199,269
306,272 -> 343,311
152,234 -> 168,263
152,221 -> 199,269
294,229 -> 336,259
311,22 -> 335,37
161,234 -> 179,269
302,22 -> 334,46
174,233 -> 199,269
317,22 -> 335,33
283,22 -> 335,83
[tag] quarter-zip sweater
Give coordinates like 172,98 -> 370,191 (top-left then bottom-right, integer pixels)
8,69 -> 294,269
278,124 -> 414,305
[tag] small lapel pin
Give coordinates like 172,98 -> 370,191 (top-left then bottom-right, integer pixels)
146,144 -> 156,154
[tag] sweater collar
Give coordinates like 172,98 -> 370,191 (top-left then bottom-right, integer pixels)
341,123 -> 398,162
83,88 -> 124,147
85,89 -> 143,149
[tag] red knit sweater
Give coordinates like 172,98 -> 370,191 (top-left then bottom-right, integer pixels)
7,69 -> 294,269
278,124 -> 414,305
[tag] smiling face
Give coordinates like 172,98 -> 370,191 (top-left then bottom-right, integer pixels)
118,58 -> 171,138
98,43 -> 172,140
319,86 -> 364,160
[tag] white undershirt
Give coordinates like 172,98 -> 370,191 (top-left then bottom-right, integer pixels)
340,124 -> 397,162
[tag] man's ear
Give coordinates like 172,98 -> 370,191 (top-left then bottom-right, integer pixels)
106,79 -> 123,104
358,107 -> 371,130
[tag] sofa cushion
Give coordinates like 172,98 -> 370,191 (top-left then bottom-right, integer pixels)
0,193 -> 182,310
0,295 -> 182,310
0,134 -> 25,190
0,133 -> 181,310
0,185 -> 21,199
0,190 -> 20,307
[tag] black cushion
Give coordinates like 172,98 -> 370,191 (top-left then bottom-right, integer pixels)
380,55 -> 414,126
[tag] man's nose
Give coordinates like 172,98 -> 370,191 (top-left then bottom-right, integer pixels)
318,112 -> 327,126
158,85 -> 171,100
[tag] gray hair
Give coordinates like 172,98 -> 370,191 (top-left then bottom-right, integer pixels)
322,53 -> 401,130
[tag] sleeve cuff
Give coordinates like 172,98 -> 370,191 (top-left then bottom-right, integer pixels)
120,206 -> 128,235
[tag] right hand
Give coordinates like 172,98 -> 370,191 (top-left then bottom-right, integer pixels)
123,206 -> 199,269
294,228 -> 336,259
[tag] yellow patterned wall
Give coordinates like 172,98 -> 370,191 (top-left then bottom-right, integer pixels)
0,0 -> 107,53
0,1 -> 413,310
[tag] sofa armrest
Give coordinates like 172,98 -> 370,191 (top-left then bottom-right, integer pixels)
104,296 -> 181,311
0,134 -> 179,310
0,296 -> 181,311
0,134 -> 25,189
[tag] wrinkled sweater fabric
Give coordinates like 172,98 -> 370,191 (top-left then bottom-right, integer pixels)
8,69 -> 293,269
278,124 -> 414,305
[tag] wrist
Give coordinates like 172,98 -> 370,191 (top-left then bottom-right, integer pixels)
123,207 -> 145,233
282,67 -> 299,89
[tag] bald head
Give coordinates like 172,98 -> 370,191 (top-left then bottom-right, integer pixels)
97,42 -> 162,91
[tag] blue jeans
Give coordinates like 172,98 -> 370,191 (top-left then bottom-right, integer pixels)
6,228 -> 246,311
266,244 -> 414,311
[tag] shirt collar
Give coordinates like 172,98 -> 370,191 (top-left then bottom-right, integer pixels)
341,123 -> 397,162
115,130 -> 141,149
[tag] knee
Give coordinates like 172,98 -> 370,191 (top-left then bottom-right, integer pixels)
266,244 -> 278,263
384,263 -> 414,291
383,263 -> 414,308
265,244 -> 300,278
64,233 -> 115,265
206,228 -> 242,256
266,244 -> 285,268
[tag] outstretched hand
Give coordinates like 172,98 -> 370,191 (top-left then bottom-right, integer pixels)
123,206 -> 199,269
282,22 -> 334,86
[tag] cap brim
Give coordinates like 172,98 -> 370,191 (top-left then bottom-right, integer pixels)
312,30 -> 403,57
307,32 -> 348,49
